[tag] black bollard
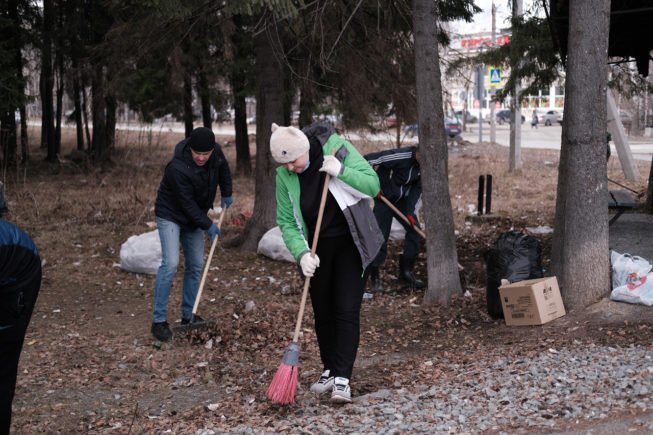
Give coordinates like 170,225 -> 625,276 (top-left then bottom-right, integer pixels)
478,175 -> 485,215
486,174 -> 493,215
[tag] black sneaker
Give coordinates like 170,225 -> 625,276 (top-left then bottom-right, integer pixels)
181,314 -> 205,325
151,322 -> 172,342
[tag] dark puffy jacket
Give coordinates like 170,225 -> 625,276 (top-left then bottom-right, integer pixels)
155,138 -> 232,230
0,219 -> 39,287
0,219 -> 41,328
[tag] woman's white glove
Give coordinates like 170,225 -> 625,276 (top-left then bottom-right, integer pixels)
319,155 -> 343,177
299,252 -> 320,277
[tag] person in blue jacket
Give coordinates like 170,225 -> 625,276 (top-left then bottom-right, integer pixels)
151,127 -> 233,342
0,201 -> 41,433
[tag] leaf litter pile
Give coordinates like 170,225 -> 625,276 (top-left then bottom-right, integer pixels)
9,128 -> 653,433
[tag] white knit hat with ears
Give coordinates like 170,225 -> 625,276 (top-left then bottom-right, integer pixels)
269,123 -> 310,164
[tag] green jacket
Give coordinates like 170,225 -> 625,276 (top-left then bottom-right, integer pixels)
275,127 -> 381,265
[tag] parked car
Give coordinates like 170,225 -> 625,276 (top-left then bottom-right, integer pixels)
404,118 -> 462,139
540,110 -> 563,126
494,109 -> 525,125
385,115 -> 397,129
444,117 -> 462,137
454,110 -> 478,124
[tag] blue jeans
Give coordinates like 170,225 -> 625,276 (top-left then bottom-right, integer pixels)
152,217 -> 205,323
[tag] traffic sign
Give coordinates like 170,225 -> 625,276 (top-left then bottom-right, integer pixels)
489,67 -> 501,87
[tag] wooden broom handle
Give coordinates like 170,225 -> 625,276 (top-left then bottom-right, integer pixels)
292,171 -> 332,342
192,209 -> 227,315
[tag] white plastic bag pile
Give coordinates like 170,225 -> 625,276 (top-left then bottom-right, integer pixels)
257,226 -> 294,263
610,250 -> 653,306
120,230 -> 162,275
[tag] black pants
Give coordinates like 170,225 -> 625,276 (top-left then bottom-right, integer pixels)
0,259 -> 41,434
310,234 -> 364,380
371,197 -> 420,267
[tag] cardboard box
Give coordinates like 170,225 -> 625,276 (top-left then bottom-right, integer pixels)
499,277 -> 566,326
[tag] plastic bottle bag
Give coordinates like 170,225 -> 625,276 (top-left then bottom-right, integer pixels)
610,272 -> 653,306
610,250 -> 652,289
484,231 -> 544,319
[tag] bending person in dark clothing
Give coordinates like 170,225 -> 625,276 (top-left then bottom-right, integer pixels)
0,206 -> 42,433
364,146 -> 425,291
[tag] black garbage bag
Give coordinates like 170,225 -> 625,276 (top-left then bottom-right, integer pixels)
484,231 -> 543,319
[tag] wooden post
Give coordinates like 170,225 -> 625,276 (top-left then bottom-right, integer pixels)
607,89 -> 640,181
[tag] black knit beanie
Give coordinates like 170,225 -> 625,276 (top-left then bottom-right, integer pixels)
188,127 -> 215,152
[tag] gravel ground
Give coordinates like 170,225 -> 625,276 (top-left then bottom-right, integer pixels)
195,343 -> 653,434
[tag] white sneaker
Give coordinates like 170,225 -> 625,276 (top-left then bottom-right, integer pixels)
310,370 -> 335,394
331,377 -> 352,403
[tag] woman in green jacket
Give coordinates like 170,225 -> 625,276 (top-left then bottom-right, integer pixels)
271,121 -> 383,403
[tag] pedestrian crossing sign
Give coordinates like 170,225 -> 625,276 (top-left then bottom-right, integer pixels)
489,67 -> 501,87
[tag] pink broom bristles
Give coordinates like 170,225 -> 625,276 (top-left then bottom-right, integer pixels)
266,341 -> 300,404
266,363 -> 299,404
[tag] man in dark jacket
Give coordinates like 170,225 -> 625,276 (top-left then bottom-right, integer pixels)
0,201 -> 41,433
364,146 -> 424,291
151,127 -> 233,341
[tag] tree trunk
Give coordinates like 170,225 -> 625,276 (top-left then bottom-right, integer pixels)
81,76 -> 91,148
42,0 -> 57,161
0,113 -> 17,171
54,44 -> 64,155
230,27 -> 284,250
105,92 -> 116,152
91,63 -> 107,161
550,0 -> 611,310
646,156 -> 653,214
298,85 -> 314,130
228,16 -> 251,176
183,71 -> 194,137
508,0 -> 523,172
72,57 -> 85,151
413,0 -> 462,306
231,72 -> 251,176
54,1 -> 65,154
19,106 -> 28,163
4,0 -> 23,166
198,62 -> 212,129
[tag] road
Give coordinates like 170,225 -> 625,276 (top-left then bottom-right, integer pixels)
101,120 -> 653,162
459,122 -> 653,161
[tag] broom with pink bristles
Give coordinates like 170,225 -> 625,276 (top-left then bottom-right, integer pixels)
267,172 -> 332,404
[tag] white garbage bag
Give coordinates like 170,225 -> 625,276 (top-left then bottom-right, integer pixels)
257,226 -> 294,263
120,230 -> 162,275
611,273 -> 653,306
610,250 -> 653,306
389,218 -> 406,240
610,250 -> 652,289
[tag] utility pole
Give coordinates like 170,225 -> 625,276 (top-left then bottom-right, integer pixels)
477,61 -> 484,142
490,1 -> 497,144
509,0 -> 523,172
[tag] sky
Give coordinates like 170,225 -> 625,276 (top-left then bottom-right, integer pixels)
451,0 -> 537,35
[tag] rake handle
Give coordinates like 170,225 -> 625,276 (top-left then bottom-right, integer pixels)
377,194 -> 427,239
291,172 -> 332,343
192,209 -> 227,315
